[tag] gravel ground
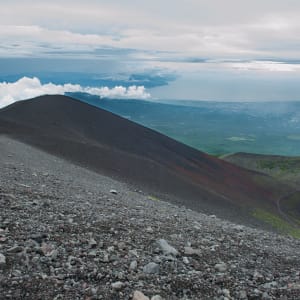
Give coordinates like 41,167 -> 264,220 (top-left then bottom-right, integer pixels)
0,136 -> 300,300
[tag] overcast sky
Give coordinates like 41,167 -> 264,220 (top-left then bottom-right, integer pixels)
1,0 -> 300,101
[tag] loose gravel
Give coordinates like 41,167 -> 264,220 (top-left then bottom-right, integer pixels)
1,136 -> 300,300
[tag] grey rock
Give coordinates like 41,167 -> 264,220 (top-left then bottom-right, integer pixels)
157,239 -> 178,256
184,246 -> 201,256
262,292 -> 271,299
107,246 -> 114,252
222,289 -> 230,298
215,262 -> 227,273
49,249 -> 58,260
143,262 -> 160,274
117,242 -> 126,250
253,270 -> 263,280
0,253 -> 6,266
146,226 -> 154,233
130,260 -> 138,270
151,296 -> 163,300
88,238 -> 97,248
88,250 -> 97,257
102,253 -> 109,262
7,245 -> 23,253
236,290 -> 247,299
111,281 -> 124,290
129,249 -> 139,257
133,291 -> 150,300
183,256 -> 189,264
262,281 -> 277,289
41,242 -> 55,256
110,189 -> 118,195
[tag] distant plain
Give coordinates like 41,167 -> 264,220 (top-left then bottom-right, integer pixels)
70,93 -> 300,157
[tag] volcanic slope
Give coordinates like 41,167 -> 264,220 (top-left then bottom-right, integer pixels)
0,95 -> 292,226
1,135 -> 300,299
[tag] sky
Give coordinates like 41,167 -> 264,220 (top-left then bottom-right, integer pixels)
1,0 -> 300,105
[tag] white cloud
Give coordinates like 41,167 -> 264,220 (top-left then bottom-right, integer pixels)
1,3 -> 300,66
0,77 -> 151,108
230,61 -> 300,72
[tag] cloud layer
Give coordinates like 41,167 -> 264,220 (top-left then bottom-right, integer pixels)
0,77 -> 151,108
1,1 -> 300,72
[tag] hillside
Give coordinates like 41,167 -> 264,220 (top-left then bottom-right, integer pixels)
0,136 -> 300,299
0,95 -> 298,232
0,96 -> 298,236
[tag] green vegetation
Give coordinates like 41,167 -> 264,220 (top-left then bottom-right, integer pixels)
258,159 -> 300,172
224,154 -> 300,189
281,192 -> 300,224
252,208 -> 300,239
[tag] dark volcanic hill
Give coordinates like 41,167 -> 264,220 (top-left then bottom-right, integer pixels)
0,95 -> 292,226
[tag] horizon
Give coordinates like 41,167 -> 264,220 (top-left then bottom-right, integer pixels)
1,1 -> 300,106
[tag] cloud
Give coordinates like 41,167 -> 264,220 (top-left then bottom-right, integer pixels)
0,77 -> 151,108
230,60 -> 300,72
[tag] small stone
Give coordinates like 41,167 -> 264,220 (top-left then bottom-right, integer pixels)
157,239 -> 178,256
262,281 -> 277,289
183,257 -> 189,264
88,250 -> 97,257
130,260 -> 138,270
253,289 -> 262,296
262,292 -> 271,299
129,249 -> 139,257
215,262 -> 227,273
107,246 -> 114,252
237,290 -> 247,299
49,249 -> 58,260
7,245 -> 23,253
91,287 -> 98,296
12,269 -> 22,277
102,253 -> 109,262
111,281 -> 124,290
118,242 -> 126,251
31,233 -> 47,244
253,270 -> 263,280
146,226 -> 154,233
151,296 -> 163,300
89,238 -> 97,248
143,262 -> 159,274
110,189 -> 118,195
41,242 -> 54,256
184,246 -> 201,256
133,291 -> 150,300
222,289 -> 230,298
0,253 -> 6,266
